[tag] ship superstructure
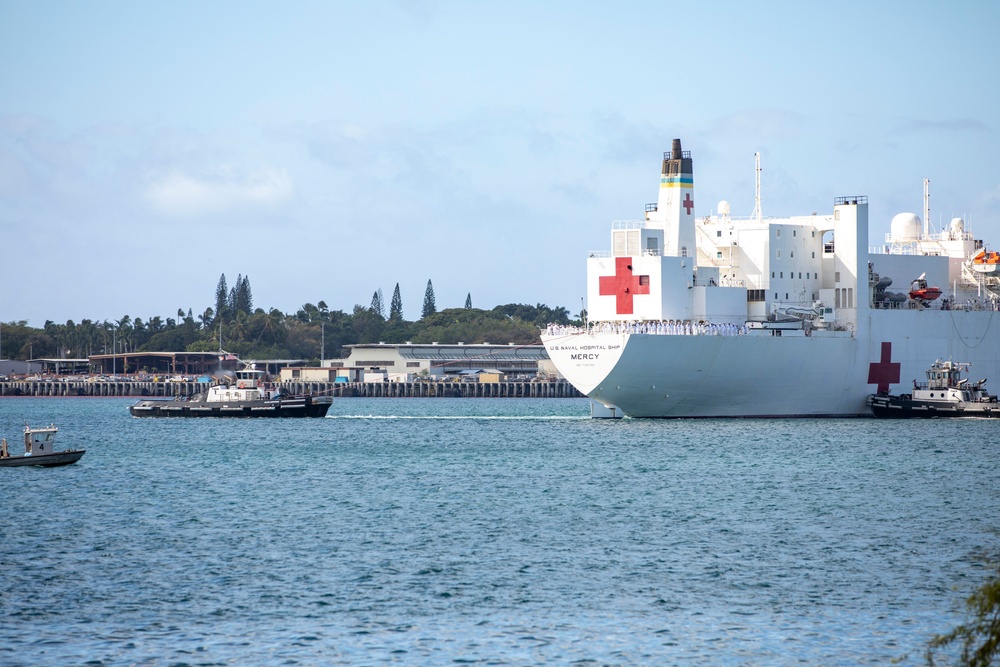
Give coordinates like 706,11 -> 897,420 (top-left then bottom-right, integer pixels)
542,139 -> 999,418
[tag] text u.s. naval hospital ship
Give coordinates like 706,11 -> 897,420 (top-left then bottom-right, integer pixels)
541,139 -> 1000,418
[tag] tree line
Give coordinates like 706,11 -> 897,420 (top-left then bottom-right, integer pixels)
0,275 -> 580,364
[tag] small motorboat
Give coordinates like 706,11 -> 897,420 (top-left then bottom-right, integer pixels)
908,273 -> 942,303
868,359 -> 999,418
0,424 -> 86,467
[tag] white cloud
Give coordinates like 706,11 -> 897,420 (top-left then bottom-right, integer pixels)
143,166 -> 294,217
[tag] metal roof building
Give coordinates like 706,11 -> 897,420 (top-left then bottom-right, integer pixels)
339,342 -> 552,378
87,352 -> 240,376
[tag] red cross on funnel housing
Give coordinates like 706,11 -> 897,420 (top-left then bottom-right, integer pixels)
867,342 -> 900,394
683,193 -> 694,215
599,257 -> 650,315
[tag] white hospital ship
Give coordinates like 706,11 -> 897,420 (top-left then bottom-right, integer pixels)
541,139 -> 1000,418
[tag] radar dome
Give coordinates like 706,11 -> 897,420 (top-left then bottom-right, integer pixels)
718,200 -> 730,215
890,212 -> 921,242
950,217 -> 965,234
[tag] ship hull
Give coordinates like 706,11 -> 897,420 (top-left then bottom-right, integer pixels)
0,450 -> 85,467
129,397 -> 333,418
543,309 -> 1000,418
868,394 -> 1000,419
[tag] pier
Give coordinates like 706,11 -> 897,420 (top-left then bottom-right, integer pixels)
0,379 -> 583,399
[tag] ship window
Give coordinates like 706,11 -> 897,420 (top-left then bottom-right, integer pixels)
777,249 -> 781,258
780,272 -> 783,278
812,231 -> 815,237
790,251 -> 794,258
777,228 -> 781,237
812,252 -> 815,259
835,271 -> 841,283
717,252 -> 723,259
717,230 -> 722,237
774,292 -> 778,299
771,271 -> 775,278
680,246 -> 688,257
639,275 -> 649,286
793,230 -> 797,237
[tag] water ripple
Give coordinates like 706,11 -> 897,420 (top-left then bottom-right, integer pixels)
0,398 -> 994,665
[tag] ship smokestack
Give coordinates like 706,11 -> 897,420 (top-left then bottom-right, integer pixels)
662,139 -> 684,174
653,138 -> 696,257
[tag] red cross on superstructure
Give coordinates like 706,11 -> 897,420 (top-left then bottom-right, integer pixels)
682,192 -> 694,215
867,342 -> 900,394
599,257 -> 650,315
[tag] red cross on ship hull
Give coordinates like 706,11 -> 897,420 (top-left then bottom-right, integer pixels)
599,257 -> 650,315
867,342 -> 900,394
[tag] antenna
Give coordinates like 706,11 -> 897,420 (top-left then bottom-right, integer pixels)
923,178 -> 930,237
750,152 -> 762,223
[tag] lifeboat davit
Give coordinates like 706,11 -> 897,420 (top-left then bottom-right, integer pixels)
972,248 -> 1000,273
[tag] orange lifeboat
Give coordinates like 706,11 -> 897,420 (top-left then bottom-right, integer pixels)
972,248 -> 1000,273
909,274 -> 942,302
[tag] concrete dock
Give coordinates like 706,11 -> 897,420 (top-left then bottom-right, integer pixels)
0,379 -> 583,399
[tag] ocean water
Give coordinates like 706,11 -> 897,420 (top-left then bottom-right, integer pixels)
0,397 -> 995,666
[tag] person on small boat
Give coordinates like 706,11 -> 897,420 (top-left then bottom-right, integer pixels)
1,438 -> 8,458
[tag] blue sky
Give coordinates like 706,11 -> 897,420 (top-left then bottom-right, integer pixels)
2,0 -> 998,327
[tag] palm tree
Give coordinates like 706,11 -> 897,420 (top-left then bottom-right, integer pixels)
297,303 -> 319,323
116,316 -> 136,353
198,308 -> 214,331
229,311 -> 251,342
260,308 -> 285,344
549,305 -> 570,324
132,318 -> 148,349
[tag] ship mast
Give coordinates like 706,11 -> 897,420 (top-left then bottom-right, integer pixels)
750,152 -> 762,223
923,178 -> 930,237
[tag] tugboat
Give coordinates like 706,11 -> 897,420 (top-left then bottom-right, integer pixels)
129,364 -> 333,418
868,359 -> 999,418
0,424 -> 85,467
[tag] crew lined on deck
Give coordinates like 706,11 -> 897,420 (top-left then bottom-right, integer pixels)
545,321 -> 749,336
